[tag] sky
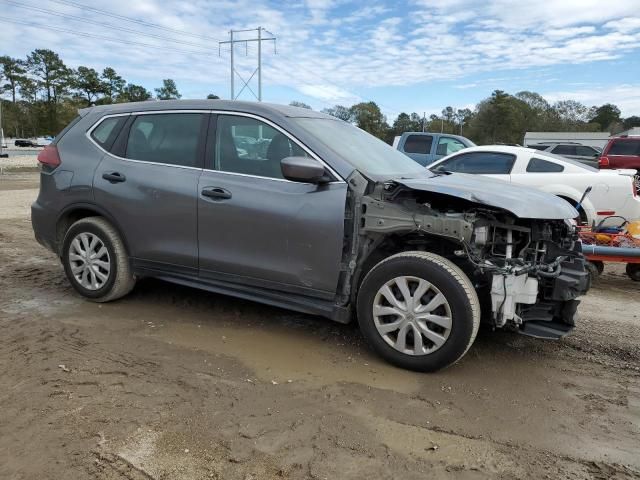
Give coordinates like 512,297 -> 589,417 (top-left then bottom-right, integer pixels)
1,0 -> 640,120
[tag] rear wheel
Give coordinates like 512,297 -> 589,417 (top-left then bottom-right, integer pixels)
62,217 -> 136,302
586,261 -> 604,282
356,251 -> 480,372
626,263 -> 640,282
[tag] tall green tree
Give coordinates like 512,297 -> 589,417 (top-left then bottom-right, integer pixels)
155,79 -> 181,100
101,67 -> 125,103
589,103 -> 622,130
26,49 -> 71,133
623,116 -> 640,130
0,56 -> 26,103
206,93 -> 220,99
118,83 -> 152,103
349,101 -> 389,139
73,66 -> 103,105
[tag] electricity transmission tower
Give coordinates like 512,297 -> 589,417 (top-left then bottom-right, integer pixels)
219,27 -> 276,101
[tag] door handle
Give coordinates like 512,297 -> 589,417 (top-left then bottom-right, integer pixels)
102,171 -> 126,183
201,187 -> 232,200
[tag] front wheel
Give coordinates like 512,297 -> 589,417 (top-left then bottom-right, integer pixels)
356,251 -> 480,372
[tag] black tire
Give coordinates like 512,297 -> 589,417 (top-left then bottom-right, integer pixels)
586,261 -> 604,282
356,251 -> 480,372
61,216 -> 136,302
626,263 -> 640,282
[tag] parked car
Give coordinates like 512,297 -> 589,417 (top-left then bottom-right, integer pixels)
599,136 -> 640,191
428,146 -> 640,225
527,142 -> 601,168
35,136 -> 53,147
15,139 -> 36,147
32,101 -> 589,371
393,132 -> 475,166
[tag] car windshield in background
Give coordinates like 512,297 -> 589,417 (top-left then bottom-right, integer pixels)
538,152 -> 598,172
292,118 -> 425,177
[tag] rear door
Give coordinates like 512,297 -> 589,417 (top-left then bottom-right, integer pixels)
197,112 -> 348,298
400,134 -> 434,166
92,111 -> 207,274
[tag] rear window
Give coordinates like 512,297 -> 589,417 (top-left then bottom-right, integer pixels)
403,135 -> 433,154
527,144 -> 549,151
91,116 -> 127,151
609,139 -> 640,156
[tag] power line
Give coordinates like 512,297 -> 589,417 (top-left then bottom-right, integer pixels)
0,17 -> 219,56
45,0 -> 227,44
0,0 -> 228,51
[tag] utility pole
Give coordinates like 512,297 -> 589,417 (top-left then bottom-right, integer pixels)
219,27 -> 276,101
0,100 -> 7,158
422,112 -> 426,132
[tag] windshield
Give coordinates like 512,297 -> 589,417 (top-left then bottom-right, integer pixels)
292,118 -> 425,176
537,151 -> 598,172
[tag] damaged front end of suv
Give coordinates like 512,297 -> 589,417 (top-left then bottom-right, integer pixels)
343,171 -> 590,342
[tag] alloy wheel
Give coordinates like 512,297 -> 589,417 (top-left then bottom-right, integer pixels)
68,232 -> 111,290
373,275 -> 452,356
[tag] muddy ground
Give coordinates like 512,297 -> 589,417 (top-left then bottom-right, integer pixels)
1,171 -> 638,480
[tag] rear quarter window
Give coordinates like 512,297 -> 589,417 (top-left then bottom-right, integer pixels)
90,116 -> 128,151
526,157 -> 564,173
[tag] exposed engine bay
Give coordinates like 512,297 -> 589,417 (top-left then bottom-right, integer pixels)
346,177 -> 590,339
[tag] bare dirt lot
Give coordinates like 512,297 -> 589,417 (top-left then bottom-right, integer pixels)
1,171 -> 639,480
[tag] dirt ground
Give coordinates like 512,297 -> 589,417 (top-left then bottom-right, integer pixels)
1,171 -> 639,480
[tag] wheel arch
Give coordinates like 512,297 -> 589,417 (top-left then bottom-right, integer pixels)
55,203 -> 131,258
350,231 -> 466,304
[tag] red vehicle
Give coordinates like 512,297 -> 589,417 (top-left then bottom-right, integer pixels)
599,135 -> 640,191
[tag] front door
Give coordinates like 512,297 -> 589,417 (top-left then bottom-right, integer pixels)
93,112 -> 206,273
197,113 -> 348,298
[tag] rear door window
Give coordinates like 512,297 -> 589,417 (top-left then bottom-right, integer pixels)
576,145 -> 598,156
551,145 -> 576,155
432,152 -> 515,174
526,157 -> 564,172
436,137 -> 467,156
91,116 -> 127,151
125,113 -> 204,168
403,135 -> 433,154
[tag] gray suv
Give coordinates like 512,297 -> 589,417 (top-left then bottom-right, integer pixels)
527,142 -> 601,168
32,100 -> 590,371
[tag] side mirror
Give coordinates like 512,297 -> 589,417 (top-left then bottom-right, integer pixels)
281,156 -> 328,183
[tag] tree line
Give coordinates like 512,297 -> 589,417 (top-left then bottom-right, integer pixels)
0,49 -> 221,138
2,49 -> 639,142
295,91 -> 640,145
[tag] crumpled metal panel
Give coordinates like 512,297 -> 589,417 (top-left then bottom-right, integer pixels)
394,173 -> 578,220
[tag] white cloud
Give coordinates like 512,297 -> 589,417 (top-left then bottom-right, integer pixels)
0,0 -> 639,114
543,84 -> 640,116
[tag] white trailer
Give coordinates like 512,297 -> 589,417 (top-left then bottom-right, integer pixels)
523,131 -> 611,150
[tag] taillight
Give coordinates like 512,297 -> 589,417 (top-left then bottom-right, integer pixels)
37,145 -> 61,168
599,156 -> 610,168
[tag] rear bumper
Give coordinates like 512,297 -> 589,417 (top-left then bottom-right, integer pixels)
31,201 -> 58,254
